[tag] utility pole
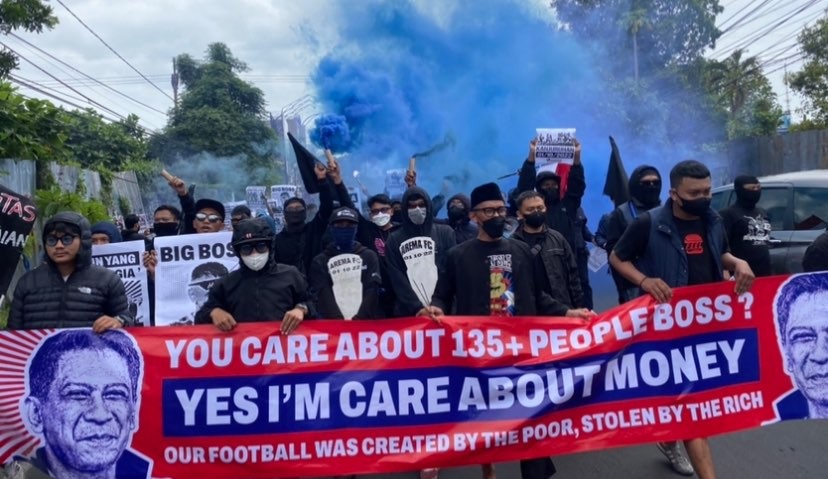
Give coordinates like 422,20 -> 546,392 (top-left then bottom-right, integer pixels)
171,57 -> 179,114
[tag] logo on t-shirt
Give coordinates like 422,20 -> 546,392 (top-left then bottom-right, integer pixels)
684,233 -> 704,255
488,254 -> 514,316
374,237 -> 386,257
743,215 -> 771,245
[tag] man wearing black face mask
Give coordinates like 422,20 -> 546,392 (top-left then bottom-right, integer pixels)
610,160 -> 755,479
420,182 -> 592,479
516,137 -> 586,255
512,191 -> 584,310
273,161 -> 345,276
309,207 -> 383,319
605,165 -> 664,304
143,204 -> 182,325
440,194 -> 478,244
385,186 -> 456,317
719,175 -> 772,277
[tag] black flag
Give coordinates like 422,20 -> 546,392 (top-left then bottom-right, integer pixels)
603,136 -> 630,207
288,132 -> 321,194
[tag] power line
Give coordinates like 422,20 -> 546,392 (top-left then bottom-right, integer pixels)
54,0 -> 175,102
9,33 -> 167,116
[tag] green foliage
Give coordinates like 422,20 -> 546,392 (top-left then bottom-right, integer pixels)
787,15 -> 828,129
150,43 -> 279,180
35,186 -> 109,224
0,0 -> 58,78
0,82 -> 70,161
117,195 -> 131,216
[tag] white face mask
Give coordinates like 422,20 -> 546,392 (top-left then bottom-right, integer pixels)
242,252 -> 269,271
408,207 -> 428,225
371,212 -> 391,227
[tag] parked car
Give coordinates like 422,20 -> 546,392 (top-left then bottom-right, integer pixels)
712,169 -> 828,274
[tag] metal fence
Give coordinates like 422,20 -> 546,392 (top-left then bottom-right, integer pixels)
727,129 -> 828,179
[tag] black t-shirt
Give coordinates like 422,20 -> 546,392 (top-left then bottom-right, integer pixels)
613,213 -> 725,286
719,204 -> 772,277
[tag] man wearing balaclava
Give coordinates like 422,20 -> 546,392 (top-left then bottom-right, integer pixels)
385,186 -> 456,317
308,207 -> 383,319
420,182 -> 593,479
439,193 -> 478,244
718,175 -> 772,277
515,137 -> 586,254
605,165 -> 664,304
273,161 -> 346,276
195,218 -> 311,332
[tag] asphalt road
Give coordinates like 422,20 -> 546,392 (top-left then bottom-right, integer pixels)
355,421 -> 826,478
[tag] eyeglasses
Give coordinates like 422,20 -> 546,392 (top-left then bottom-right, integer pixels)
45,235 -> 77,247
473,207 -> 508,218
195,213 -> 223,223
370,206 -> 392,215
238,242 -> 269,256
189,279 -> 216,291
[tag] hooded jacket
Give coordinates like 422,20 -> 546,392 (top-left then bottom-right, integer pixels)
605,165 -> 663,303
436,193 -> 478,244
9,212 -> 133,330
195,218 -> 312,324
385,186 -> 456,316
90,221 -> 123,243
309,242 -> 383,319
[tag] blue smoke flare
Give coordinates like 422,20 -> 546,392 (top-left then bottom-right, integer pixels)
309,114 -> 353,153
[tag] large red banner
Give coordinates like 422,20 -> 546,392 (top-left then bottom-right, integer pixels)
1,273 -> 825,479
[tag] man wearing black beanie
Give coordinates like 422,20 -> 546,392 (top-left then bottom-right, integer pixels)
719,175 -> 772,277
419,182 -> 593,479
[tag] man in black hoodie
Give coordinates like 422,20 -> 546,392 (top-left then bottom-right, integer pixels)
515,138 -> 586,254
195,218 -> 310,332
309,207 -> 383,319
385,186 -> 456,317
440,193 -> 478,244
605,164 -> 663,304
9,212 -> 133,331
719,175 -> 772,277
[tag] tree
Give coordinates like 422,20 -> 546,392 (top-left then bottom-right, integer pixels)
0,0 -> 58,78
551,0 -> 722,77
787,15 -> 828,128
151,43 -> 277,167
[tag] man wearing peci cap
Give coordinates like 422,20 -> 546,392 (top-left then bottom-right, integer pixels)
418,182 -> 593,479
309,207 -> 383,319
195,218 -> 311,333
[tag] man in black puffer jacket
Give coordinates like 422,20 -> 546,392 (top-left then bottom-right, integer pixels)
8,212 -> 133,331
195,218 -> 312,333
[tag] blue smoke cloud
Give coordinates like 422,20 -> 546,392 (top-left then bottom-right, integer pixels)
309,114 -> 352,153
308,0 -> 724,220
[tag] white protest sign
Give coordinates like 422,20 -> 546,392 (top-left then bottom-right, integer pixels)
91,240 -> 150,326
535,128 -> 576,174
327,254 -> 364,320
271,184 -> 298,204
246,186 -> 267,211
400,236 -> 438,307
153,232 -> 237,326
588,244 -> 609,273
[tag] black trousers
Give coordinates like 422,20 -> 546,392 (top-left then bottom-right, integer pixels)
520,457 -> 556,479
576,249 -> 593,310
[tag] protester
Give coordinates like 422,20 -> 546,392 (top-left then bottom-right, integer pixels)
90,221 -> 123,245
273,161 -> 344,276
8,212 -> 133,331
121,214 -> 145,242
195,218 -> 310,332
440,193 -> 478,244
515,138 -> 586,257
511,191 -> 584,309
151,204 -> 182,237
165,175 -> 226,234
385,186 -> 456,317
802,228 -> 828,272
594,212 -> 611,249
605,165 -> 664,304
419,182 -> 592,479
230,204 -> 252,230
609,160 -> 756,479
309,207 -> 383,319
719,175 -> 772,277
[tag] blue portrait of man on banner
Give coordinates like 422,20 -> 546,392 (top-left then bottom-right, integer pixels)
772,272 -> 828,421
12,329 -> 151,479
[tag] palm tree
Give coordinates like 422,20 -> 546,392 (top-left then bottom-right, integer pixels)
708,49 -> 762,119
622,7 -> 650,83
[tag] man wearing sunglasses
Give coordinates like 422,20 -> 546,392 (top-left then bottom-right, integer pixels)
164,174 -> 226,234
195,218 -> 311,333
9,212 -> 133,331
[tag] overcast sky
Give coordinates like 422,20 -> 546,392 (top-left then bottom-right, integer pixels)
4,0 -> 821,132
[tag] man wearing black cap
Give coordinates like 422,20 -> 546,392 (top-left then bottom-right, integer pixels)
164,175 -> 226,234
719,175 -> 772,277
605,165 -> 665,303
309,207 -> 383,319
418,182 -> 593,479
515,138 -> 585,257
195,218 -> 310,332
